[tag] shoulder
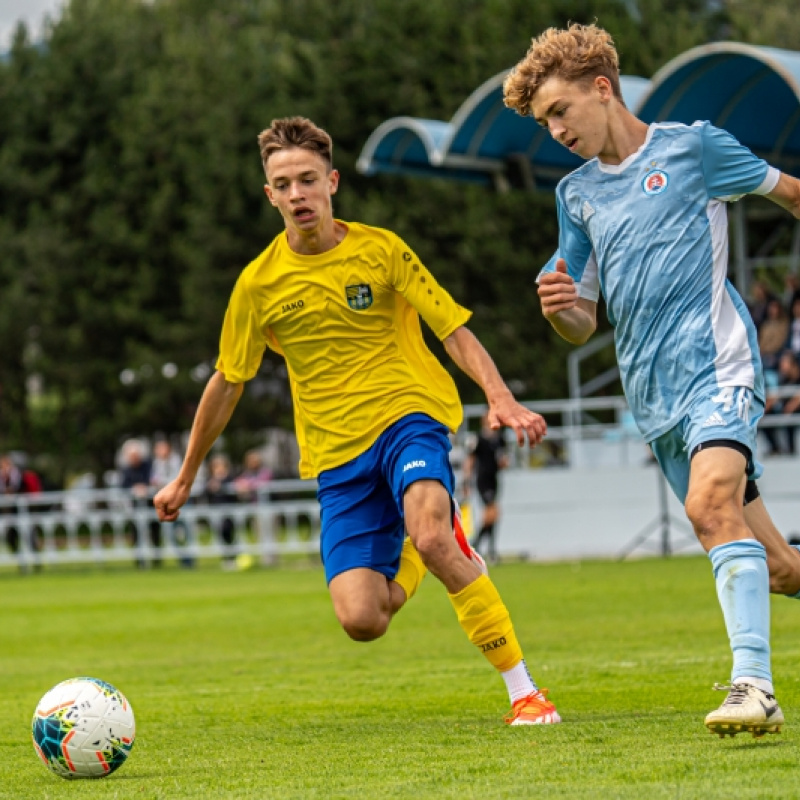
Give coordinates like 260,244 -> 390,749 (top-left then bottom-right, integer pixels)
235,235 -> 286,288
344,221 -> 406,251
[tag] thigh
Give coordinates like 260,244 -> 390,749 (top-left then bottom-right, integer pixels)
684,387 -> 764,482
328,567 -> 392,623
385,416 -> 455,509
650,387 -> 765,505
649,425 -> 692,504
317,454 -> 404,585
478,482 -> 498,506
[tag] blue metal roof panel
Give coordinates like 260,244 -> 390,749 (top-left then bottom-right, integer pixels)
638,43 -> 800,173
357,42 -> 800,186
356,72 -> 651,186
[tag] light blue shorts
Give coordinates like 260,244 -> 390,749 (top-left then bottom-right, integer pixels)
316,414 -> 455,584
649,386 -> 764,504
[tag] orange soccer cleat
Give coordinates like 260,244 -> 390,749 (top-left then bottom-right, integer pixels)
504,690 -> 562,726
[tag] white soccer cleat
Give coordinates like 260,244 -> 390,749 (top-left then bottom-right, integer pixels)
704,682 -> 784,738
452,498 -> 487,574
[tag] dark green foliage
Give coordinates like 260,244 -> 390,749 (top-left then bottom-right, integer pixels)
0,0 -> 741,480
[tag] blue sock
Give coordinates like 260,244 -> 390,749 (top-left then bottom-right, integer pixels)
788,545 -> 800,599
709,539 -> 772,684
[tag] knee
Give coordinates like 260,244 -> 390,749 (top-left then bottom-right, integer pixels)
684,485 -> 739,542
413,526 -> 453,569
336,607 -> 390,642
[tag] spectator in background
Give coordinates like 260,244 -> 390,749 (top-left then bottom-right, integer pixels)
150,439 -> 194,567
758,297 -> 790,377
763,350 -> 800,456
463,413 -> 509,565
234,449 -> 272,503
0,453 -> 43,560
786,293 -> 800,359
782,273 -> 800,312
120,439 -> 161,567
204,454 -> 240,569
0,453 -> 23,495
149,439 -> 183,493
747,280 -> 774,333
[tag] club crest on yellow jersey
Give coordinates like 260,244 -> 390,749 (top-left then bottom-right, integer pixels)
346,284 -> 373,310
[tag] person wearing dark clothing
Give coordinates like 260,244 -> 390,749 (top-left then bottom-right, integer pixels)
464,414 -> 509,564
119,440 -> 162,567
204,454 -> 240,569
763,350 -> 800,456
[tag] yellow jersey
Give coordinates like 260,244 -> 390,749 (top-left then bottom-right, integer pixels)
216,221 -> 472,478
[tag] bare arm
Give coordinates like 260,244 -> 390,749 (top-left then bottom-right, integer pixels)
537,258 -> 598,344
443,326 -> 546,447
766,172 -> 800,219
153,371 -> 244,521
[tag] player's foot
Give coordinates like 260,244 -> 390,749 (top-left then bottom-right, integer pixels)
704,682 -> 784,738
452,499 -> 487,574
505,689 -> 561,726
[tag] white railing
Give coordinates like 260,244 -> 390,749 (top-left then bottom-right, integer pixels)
2,390 -> 798,571
0,480 -> 320,572
461,385 -> 800,467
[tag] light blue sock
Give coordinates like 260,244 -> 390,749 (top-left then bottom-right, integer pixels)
788,544 -> 800,599
709,539 -> 772,684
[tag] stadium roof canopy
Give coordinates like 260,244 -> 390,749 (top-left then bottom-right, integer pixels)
356,42 -> 800,191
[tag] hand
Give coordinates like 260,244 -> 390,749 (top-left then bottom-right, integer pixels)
487,396 -> 547,448
153,480 -> 191,522
537,258 -> 577,318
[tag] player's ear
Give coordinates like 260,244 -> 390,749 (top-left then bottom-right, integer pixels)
595,75 -> 613,102
264,184 -> 277,206
328,169 -> 340,196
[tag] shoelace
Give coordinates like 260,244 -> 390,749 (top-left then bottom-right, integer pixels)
712,682 -> 751,706
505,689 -> 553,722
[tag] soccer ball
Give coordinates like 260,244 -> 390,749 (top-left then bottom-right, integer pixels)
31,677 -> 135,779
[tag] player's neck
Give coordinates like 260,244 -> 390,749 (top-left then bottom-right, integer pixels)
597,111 -> 649,166
286,219 -> 348,256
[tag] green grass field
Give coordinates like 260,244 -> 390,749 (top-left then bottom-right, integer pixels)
1,557 -> 798,799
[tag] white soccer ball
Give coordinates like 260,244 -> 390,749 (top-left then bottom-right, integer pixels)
31,677 -> 135,779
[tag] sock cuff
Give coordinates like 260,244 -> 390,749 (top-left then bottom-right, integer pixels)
709,538 -> 766,576
447,572 -> 492,604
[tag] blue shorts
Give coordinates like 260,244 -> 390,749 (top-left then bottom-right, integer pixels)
649,386 -> 764,504
316,414 -> 455,584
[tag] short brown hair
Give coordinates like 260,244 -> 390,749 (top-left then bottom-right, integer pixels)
503,24 -> 622,117
258,117 -> 333,175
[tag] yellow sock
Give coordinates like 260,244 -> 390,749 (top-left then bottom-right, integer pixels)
393,537 -> 428,601
448,574 -> 523,672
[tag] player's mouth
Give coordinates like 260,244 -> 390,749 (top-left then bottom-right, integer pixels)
565,137 -> 578,152
293,206 -> 315,223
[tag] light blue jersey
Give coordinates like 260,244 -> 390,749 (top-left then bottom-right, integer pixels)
541,122 -> 779,442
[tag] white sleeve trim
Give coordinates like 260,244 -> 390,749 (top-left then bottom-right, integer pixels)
753,166 -> 780,195
576,251 -> 601,303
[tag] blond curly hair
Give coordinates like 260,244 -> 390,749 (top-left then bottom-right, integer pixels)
503,24 -> 622,117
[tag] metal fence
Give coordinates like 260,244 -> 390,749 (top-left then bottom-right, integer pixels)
0,480 -> 320,572
3,389 -> 798,572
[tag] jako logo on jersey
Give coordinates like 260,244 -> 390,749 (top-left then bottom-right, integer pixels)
480,637 -> 507,652
642,169 -> 669,195
281,300 -> 305,313
346,284 -> 373,310
403,460 -> 426,472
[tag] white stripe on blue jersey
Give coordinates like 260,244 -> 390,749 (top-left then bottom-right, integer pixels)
540,121 -> 779,442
